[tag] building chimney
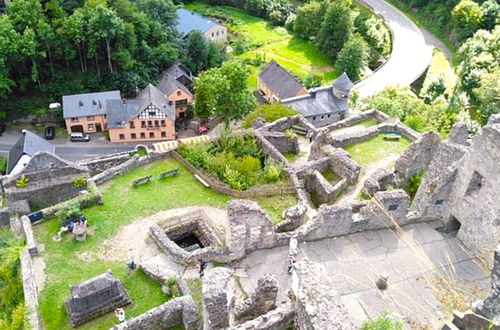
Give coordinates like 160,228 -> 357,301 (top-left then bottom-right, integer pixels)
98,100 -> 102,109
92,100 -> 97,106
79,100 -> 83,107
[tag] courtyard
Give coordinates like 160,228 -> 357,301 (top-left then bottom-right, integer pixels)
33,158 -> 296,329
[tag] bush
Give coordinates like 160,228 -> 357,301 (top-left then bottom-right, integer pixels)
0,157 -> 6,175
55,201 -> 80,221
403,171 -> 425,199
243,104 -> 298,128
263,163 -> 282,183
361,312 -> 403,330
303,74 -> 322,89
15,175 -> 29,189
73,176 -> 88,188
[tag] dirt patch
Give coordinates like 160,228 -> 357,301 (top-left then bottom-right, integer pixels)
32,255 -> 46,293
76,206 -> 227,264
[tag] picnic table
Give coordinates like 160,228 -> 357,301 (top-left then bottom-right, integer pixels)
159,168 -> 179,179
132,175 -> 152,187
382,130 -> 402,140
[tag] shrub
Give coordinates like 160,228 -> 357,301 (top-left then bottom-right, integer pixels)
403,170 -> 425,199
223,165 -> 246,190
243,104 -> 298,128
178,142 -> 211,168
304,74 -> 322,89
263,163 -> 282,183
15,175 -> 29,189
361,312 -> 403,330
0,157 -> 6,175
284,128 -> 297,140
55,201 -> 80,221
73,176 -> 88,188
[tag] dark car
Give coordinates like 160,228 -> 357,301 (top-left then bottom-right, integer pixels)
70,132 -> 90,142
44,126 -> 55,140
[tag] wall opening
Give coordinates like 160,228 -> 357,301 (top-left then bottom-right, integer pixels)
465,171 -> 483,195
173,233 -> 204,252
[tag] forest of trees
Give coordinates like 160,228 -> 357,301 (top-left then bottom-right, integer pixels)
0,0 -> 185,120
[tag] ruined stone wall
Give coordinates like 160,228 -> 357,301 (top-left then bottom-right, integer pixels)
109,296 -> 201,330
0,199 -> 30,227
304,170 -> 346,204
293,259 -> 354,330
21,248 -> 42,330
410,141 -> 468,222
394,131 -> 441,182
203,267 -> 233,330
90,155 -> 141,186
297,190 -> 412,241
363,168 -> 395,196
260,130 -> 300,155
78,152 -> 132,176
253,130 -> 288,165
233,275 -> 279,324
446,121 -> 500,255
230,303 -> 295,330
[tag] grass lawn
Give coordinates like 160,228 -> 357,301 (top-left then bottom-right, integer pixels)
357,118 -> 379,127
35,158 -> 296,329
254,194 -> 298,225
344,135 -> 412,167
321,168 -> 338,183
185,3 -> 337,88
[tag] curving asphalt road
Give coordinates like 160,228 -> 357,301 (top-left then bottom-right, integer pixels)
353,0 -> 434,97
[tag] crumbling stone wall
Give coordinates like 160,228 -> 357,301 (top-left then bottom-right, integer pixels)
293,259 -> 354,330
230,303 -> 295,330
476,245 -> 500,321
0,199 -> 30,227
260,130 -> 300,156
21,248 -> 41,330
78,152 -> 132,176
304,170 -> 346,204
203,267 -> 233,330
91,155 -> 140,185
109,296 -> 201,330
394,131 -> 441,182
297,190 -> 411,241
363,168 -> 395,196
445,120 -> 500,255
233,274 -> 279,324
410,140 -> 468,221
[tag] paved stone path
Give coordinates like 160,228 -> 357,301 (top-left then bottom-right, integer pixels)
236,223 -> 489,327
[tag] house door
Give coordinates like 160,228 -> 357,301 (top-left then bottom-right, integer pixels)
71,125 -> 83,133
95,124 -> 102,132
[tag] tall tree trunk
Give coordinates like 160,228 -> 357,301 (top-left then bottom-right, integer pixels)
32,58 -> 42,90
46,44 -> 55,77
77,44 -> 84,72
105,38 -> 113,73
95,55 -> 100,76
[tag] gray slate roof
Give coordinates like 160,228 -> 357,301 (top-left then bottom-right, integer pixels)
157,69 -> 193,97
176,8 -> 218,36
62,90 -> 121,119
282,73 -> 353,117
7,130 -> 55,174
107,84 -> 175,128
258,60 -> 305,100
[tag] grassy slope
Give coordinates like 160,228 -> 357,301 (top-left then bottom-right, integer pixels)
344,135 -> 412,167
185,3 -> 337,88
35,158 -> 296,329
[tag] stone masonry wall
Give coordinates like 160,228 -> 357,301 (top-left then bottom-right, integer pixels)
78,152 -> 132,176
233,274 -> 279,324
203,267 -> 234,330
230,303 -> 295,330
109,296 -> 201,330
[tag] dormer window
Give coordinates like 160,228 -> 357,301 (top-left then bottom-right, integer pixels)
79,101 -> 83,107
92,100 -> 97,105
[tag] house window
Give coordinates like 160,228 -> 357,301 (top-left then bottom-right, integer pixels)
154,120 -> 159,127
321,115 -> 324,119
327,114 -> 331,118
140,132 -> 145,139
148,120 -> 152,127
149,132 -> 155,138
216,31 -> 219,36
141,121 -> 146,128
119,134 -> 125,140
88,124 -> 95,131
176,99 -> 188,106
87,115 -> 95,121
130,121 -> 135,128
312,116 -> 316,121
177,91 -> 181,96
161,131 -> 166,138
161,120 -> 166,127
148,109 -> 156,117
71,117 -> 79,123
211,32 -> 214,37
131,133 -> 136,140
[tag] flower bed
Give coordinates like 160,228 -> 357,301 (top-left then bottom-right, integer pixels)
178,133 -> 285,191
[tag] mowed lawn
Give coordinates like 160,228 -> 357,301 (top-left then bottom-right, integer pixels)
185,3 -> 337,88
344,135 -> 412,167
34,158 -> 296,329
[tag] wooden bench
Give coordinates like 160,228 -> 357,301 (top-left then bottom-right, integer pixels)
291,125 -> 308,136
132,175 -> 152,187
382,130 -> 402,140
159,168 -> 179,179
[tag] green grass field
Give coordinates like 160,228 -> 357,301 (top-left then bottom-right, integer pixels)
345,135 -> 412,167
34,158 -> 295,329
185,3 -> 337,88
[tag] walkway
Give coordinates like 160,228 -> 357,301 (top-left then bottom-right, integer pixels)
354,0 -> 434,97
237,223 -> 489,328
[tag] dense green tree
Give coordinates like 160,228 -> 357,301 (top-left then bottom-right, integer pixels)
480,0 -> 500,30
303,74 -> 322,89
473,68 -> 500,123
184,30 -> 209,73
452,0 -> 484,40
316,0 -> 354,61
335,34 -> 369,82
293,1 -> 326,40
194,59 -> 256,126
355,13 -> 391,57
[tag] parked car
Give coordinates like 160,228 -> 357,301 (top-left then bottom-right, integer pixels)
70,132 -> 90,142
44,126 -> 55,140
